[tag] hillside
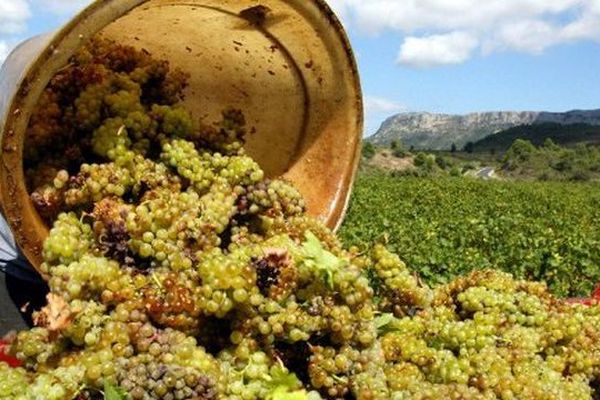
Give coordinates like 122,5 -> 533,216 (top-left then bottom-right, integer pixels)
362,136 -> 600,182
369,109 -> 600,150
471,122 -> 600,152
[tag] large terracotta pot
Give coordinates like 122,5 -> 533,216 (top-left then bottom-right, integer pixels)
0,0 -> 363,270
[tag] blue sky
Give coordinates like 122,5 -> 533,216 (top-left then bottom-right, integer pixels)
1,0 -> 600,136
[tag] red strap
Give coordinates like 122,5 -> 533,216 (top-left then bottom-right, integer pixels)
593,284 -> 600,300
565,285 -> 600,307
566,298 -> 593,306
0,340 -> 21,368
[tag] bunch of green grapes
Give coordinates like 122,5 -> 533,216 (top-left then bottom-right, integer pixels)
26,36 -> 189,224
380,270 -> 600,400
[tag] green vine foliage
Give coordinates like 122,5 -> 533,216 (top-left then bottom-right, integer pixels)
340,172 -> 600,297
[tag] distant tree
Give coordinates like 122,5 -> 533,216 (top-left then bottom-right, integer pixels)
414,152 -> 428,167
505,139 -> 536,162
503,139 -> 537,171
490,148 -> 496,156
362,142 -> 376,160
464,142 -> 475,153
435,155 -> 449,170
410,145 -> 415,152
543,138 -> 560,150
552,158 -> 573,172
414,152 -> 437,171
450,143 -> 457,153
570,170 -> 591,181
449,166 -> 462,177
391,139 -> 407,157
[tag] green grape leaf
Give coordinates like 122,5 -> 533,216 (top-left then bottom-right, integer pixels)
374,313 -> 395,330
104,381 -> 128,400
374,313 -> 401,334
265,366 -> 306,400
268,366 -> 302,390
302,232 -> 326,261
301,231 -> 346,289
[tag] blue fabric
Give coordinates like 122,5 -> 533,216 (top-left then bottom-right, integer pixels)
0,213 -> 43,284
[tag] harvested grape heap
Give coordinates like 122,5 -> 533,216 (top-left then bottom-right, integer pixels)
1,38 -> 600,400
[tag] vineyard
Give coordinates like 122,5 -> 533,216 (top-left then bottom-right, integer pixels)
340,171 -> 600,297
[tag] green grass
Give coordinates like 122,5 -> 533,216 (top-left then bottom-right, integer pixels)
339,171 -> 600,297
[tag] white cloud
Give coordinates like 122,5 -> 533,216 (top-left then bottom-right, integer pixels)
487,20 -> 560,54
335,0 -> 584,34
0,0 -> 93,64
0,0 -> 30,34
333,0 -> 600,67
33,0 -> 92,16
0,41 -> 10,64
0,0 -> 30,64
327,0 -> 353,28
363,95 -> 405,135
398,32 -> 478,68
364,95 -> 405,115
561,2 -> 600,41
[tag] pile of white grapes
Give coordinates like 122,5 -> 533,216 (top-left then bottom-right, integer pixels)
1,37 -> 599,400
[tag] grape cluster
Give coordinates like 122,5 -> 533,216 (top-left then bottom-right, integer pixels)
381,271 -> 600,400
113,356 -> 217,400
3,34 -> 600,400
27,36 -> 189,223
238,179 -> 306,218
370,244 -> 433,317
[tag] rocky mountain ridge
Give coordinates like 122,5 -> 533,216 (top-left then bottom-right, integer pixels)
369,109 -> 600,150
